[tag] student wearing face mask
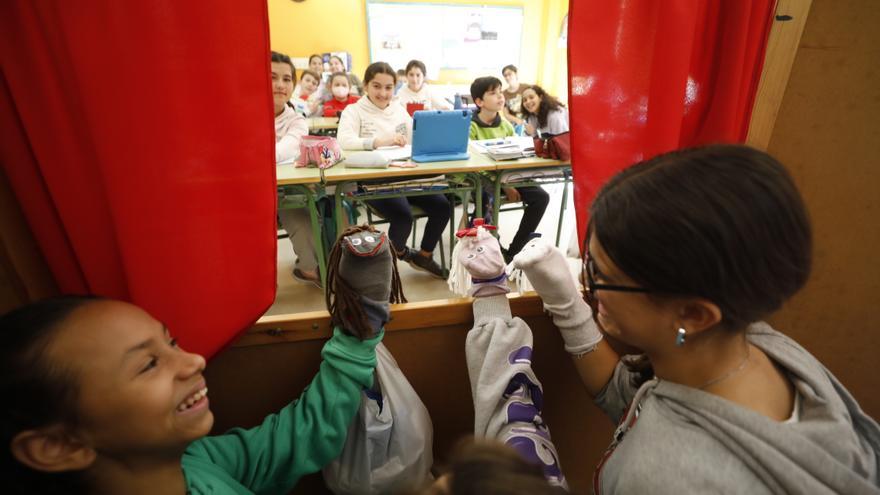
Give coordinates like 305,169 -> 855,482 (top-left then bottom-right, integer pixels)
396,60 -> 452,112
322,72 -> 359,118
329,55 -> 364,97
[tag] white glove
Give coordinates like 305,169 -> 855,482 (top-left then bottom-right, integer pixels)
512,237 -> 603,355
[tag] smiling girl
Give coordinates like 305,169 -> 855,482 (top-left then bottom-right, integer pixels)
512,145 -> 880,494
271,51 -> 321,287
1,295 -> 382,494
337,62 -> 450,279
520,85 -> 569,137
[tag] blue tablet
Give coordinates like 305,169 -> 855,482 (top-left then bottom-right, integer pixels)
411,110 -> 472,163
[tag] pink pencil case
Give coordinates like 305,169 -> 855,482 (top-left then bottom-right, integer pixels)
297,136 -> 343,169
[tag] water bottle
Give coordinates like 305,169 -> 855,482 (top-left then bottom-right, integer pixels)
453,93 -> 462,109
514,123 -> 525,136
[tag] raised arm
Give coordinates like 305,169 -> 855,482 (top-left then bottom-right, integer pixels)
457,226 -> 567,488
182,329 -> 381,493
512,238 -> 619,397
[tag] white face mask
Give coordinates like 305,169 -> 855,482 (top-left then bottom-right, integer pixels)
331,86 -> 350,99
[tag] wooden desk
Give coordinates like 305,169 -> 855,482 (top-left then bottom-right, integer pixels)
490,156 -> 571,246
322,148 -> 497,182
276,164 -> 321,185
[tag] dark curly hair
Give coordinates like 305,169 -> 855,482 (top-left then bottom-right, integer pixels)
520,85 -> 565,129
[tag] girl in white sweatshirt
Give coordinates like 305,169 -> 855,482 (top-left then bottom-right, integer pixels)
396,59 -> 452,112
272,51 -> 321,288
337,62 -> 450,279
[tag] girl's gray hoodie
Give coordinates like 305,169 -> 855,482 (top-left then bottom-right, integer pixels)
594,322 -> 880,494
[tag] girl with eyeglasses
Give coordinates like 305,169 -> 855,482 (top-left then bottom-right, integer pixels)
511,144 -> 880,494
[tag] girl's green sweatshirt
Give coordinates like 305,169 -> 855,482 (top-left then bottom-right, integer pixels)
180,328 -> 382,494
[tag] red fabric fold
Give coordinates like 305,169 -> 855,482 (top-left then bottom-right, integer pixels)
1,1 -> 277,358
568,0 -> 776,247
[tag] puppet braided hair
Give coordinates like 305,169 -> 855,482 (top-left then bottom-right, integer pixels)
325,224 -> 406,339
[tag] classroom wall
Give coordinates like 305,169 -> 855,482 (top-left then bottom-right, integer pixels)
267,0 -> 570,99
765,0 -> 880,418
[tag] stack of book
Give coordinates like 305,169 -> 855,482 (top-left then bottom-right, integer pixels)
471,137 -> 535,160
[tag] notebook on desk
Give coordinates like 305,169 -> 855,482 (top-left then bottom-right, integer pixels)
411,110 -> 471,163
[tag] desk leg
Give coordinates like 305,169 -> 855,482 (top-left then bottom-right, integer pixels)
309,194 -> 327,290
556,176 -> 570,247
334,182 -> 348,241
493,174 -> 502,236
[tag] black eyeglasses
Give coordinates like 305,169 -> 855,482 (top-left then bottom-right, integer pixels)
581,255 -> 653,307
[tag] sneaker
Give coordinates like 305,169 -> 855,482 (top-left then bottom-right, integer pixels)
406,249 -> 446,279
292,268 -> 322,289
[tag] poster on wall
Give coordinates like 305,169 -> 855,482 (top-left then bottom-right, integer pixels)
366,1 -> 523,77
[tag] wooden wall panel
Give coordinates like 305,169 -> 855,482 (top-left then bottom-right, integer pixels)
765,0 -> 880,418
205,300 -> 615,494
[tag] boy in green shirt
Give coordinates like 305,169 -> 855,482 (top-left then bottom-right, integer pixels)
469,76 -> 550,261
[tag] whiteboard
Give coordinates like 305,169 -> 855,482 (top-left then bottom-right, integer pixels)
366,1 -> 523,76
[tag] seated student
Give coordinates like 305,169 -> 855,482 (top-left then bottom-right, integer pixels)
0,291 -> 386,492
293,54 -> 327,101
501,64 -> 531,126
272,51 -> 321,288
396,60 -> 452,111
511,145 -> 880,493
329,55 -> 364,97
292,69 -> 322,117
521,85 -> 569,137
337,62 -> 450,279
308,53 -> 325,75
469,76 -> 549,261
322,72 -> 359,118
394,68 -> 406,95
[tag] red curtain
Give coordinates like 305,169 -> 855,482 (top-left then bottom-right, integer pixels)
0,2 -> 277,358
568,0 -> 776,245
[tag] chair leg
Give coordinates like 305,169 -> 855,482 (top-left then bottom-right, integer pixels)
411,217 -> 417,249
439,235 -> 446,274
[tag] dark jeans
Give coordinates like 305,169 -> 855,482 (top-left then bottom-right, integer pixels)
366,194 -> 450,253
479,185 -> 549,256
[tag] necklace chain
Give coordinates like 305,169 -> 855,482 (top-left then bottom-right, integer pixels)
698,345 -> 752,390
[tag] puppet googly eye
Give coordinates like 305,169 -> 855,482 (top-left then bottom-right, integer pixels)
350,238 -> 362,246
365,235 -> 375,243
476,246 -> 485,253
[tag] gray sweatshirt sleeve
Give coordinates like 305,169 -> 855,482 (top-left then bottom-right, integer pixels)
593,356 -> 643,424
466,295 -> 567,488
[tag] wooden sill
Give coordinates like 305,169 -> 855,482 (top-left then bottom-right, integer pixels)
235,292 -> 545,347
